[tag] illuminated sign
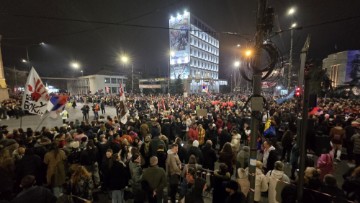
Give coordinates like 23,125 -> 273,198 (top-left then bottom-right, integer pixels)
169,11 -> 190,66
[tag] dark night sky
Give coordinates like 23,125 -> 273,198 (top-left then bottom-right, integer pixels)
1,0 -> 360,79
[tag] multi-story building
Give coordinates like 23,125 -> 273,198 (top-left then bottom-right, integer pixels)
169,10 -> 223,93
322,50 -> 360,87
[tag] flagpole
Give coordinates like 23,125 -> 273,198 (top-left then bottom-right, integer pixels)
35,112 -> 50,131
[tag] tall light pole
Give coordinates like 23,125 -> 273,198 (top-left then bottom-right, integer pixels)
234,60 -> 240,92
169,51 -> 175,94
22,42 -> 46,70
121,55 -> 133,93
287,7 -> 296,90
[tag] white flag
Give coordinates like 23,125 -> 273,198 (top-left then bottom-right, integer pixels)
118,83 -> 129,124
22,67 -> 49,115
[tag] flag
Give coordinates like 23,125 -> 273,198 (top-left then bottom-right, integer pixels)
118,83 -> 129,124
22,67 -> 49,115
276,90 -> 295,104
47,94 -> 69,117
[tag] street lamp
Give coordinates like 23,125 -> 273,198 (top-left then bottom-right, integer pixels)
120,55 -> 134,93
234,61 -> 240,67
24,42 -> 46,70
80,70 -> 83,76
168,50 -> 175,93
287,6 -> 296,90
70,61 -> 81,69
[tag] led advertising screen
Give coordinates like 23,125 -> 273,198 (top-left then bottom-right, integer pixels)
169,12 -> 190,68
346,50 -> 360,85
170,64 -> 190,79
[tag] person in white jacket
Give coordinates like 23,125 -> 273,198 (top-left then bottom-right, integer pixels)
266,161 -> 290,203
243,161 -> 268,203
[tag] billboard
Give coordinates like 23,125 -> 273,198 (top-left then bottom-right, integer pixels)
346,50 -> 360,85
169,12 -> 190,71
170,64 -> 190,79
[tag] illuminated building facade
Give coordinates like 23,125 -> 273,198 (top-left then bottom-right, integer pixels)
169,10 -> 222,93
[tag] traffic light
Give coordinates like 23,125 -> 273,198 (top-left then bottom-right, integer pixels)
295,87 -> 301,97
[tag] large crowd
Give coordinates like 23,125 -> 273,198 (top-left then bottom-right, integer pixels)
0,93 -> 360,203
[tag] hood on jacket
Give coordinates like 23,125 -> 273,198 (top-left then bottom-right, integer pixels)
167,149 -> 174,154
269,169 -> 285,179
238,168 -> 248,179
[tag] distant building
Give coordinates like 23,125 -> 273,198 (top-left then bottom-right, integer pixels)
323,50 -> 360,87
169,10 -> 226,93
67,75 -> 127,95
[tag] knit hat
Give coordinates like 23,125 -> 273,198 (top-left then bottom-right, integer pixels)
192,140 -> 199,147
225,180 -> 239,191
150,156 -> 158,166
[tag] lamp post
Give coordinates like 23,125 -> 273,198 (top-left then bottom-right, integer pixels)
22,42 -> 46,70
169,51 -> 175,94
233,60 -> 240,92
121,55 -> 133,93
287,7 -> 296,90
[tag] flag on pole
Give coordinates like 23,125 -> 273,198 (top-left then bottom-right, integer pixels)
118,83 -> 129,124
46,93 -> 69,118
22,67 -> 49,115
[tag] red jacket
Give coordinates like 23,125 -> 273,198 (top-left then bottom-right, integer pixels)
188,127 -> 199,141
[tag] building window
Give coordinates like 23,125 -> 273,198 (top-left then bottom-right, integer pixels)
111,87 -> 118,94
111,78 -> 117,84
104,78 -> 110,83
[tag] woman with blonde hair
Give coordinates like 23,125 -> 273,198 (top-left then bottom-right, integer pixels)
197,124 -> 206,146
70,165 -> 94,202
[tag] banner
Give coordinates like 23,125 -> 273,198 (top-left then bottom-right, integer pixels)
22,67 -> 49,115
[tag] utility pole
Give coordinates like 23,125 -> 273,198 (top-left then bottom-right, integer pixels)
248,0 -> 267,203
288,29 -> 294,90
297,35 -> 311,202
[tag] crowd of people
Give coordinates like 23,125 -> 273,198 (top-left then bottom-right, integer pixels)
0,93 -> 360,203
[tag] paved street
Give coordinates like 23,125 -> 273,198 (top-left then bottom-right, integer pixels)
1,103 -> 118,131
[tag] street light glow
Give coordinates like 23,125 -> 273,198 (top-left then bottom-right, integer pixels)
288,7 -> 296,15
70,61 -> 81,69
291,23 -> 297,28
170,51 -> 175,57
22,59 -> 27,63
39,42 -> 45,46
234,61 -> 240,67
121,55 -> 129,63
245,49 -> 253,57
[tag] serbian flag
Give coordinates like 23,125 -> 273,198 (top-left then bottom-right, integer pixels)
47,94 -> 69,112
118,83 -> 129,124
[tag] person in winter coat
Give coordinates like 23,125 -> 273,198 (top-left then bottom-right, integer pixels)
80,140 -> 100,186
316,148 -> 334,180
342,166 -> 360,202
166,144 -> 182,203
186,140 -> 203,164
12,175 -> 56,203
225,180 -> 246,203
100,148 -> 113,191
266,161 -> 290,203
142,156 -> 167,203
205,123 -> 218,148
351,128 -> 360,166
129,153 -> 143,203
237,168 -> 250,197
281,128 -> 293,162
230,130 -> 241,154
211,163 -> 231,203
236,146 -> 250,171
139,135 -> 151,167
44,142 -> 66,197
60,109 -> 69,124
15,148 -> 42,187
320,174 -> 346,203
156,144 -> 167,170
243,161 -> 268,202
197,124 -> 206,146
70,165 -> 94,202
263,140 -> 278,174
219,142 -> 235,176
188,123 -> 199,142
109,153 -> 129,203
201,140 -> 217,171
329,122 -> 345,161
